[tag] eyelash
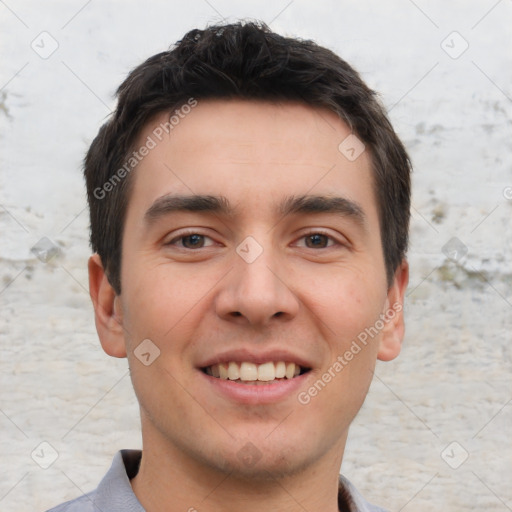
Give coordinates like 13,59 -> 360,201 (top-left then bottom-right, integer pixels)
166,230 -> 342,250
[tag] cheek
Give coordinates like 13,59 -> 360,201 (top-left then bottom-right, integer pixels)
120,259 -> 220,349
308,266 -> 386,339
303,269 -> 385,399
299,284 -> 383,435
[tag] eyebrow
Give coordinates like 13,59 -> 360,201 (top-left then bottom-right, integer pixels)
144,194 -> 233,221
144,193 -> 366,228
279,194 -> 366,227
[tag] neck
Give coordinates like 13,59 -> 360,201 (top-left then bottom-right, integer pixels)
131,421 -> 347,512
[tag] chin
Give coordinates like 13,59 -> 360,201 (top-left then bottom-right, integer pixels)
215,451 -> 314,482
196,433 -> 326,482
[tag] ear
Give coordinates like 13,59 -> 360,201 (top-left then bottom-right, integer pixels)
88,253 -> 127,358
377,259 -> 409,362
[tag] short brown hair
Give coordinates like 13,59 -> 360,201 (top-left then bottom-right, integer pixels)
85,21 -> 411,294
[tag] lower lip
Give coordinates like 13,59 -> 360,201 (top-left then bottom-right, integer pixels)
198,370 -> 311,405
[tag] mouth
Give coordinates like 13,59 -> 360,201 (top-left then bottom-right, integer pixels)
201,361 -> 311,385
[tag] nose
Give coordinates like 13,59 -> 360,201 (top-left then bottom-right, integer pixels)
214,238 -> 300,327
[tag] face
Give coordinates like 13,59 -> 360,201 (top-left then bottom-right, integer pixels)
91,99 -> 408,480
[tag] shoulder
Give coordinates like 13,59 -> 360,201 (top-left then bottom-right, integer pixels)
44,450 -> 143,512
45,491 -> 98,512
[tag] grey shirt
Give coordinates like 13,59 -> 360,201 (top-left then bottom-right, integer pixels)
46,450 -> 388,512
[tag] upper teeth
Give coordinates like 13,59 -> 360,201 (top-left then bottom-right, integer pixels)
205,361 -> 301,381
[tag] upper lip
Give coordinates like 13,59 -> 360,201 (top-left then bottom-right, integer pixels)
198,348 -> 313,369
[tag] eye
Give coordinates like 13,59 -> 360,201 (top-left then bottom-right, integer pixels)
296,232 -> 338,249
167,233 -> 215,249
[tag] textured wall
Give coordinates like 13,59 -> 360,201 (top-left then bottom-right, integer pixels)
1,1 -> 511,511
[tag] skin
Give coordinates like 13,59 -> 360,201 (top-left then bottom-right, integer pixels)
89,99 -> 408,512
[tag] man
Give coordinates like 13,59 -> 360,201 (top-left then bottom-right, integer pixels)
49,21 -> 410,512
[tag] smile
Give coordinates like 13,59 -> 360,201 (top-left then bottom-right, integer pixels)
202,361 -> 310,384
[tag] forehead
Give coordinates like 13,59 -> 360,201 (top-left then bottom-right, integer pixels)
128,99 -> 377,224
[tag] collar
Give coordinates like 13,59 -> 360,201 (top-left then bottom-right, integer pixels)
92,450 -> 386,512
